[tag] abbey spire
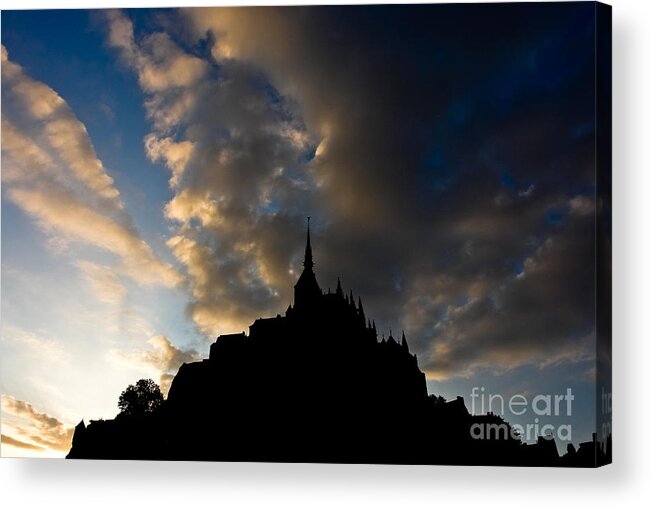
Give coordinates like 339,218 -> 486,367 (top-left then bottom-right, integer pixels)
293,216 -> 321,310
304,216 -> 314,270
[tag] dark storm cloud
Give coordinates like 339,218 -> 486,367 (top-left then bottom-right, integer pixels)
421,199 -> 596,378
109,4 -> 598,379
181,4 -> 598,377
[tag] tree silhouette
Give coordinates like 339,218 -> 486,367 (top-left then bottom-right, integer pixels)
118,379 -> 164,417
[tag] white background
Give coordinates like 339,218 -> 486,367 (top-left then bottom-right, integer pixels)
1,0 -> 649,505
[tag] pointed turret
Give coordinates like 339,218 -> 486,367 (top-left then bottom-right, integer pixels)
401,331 -> 410,353
336,277 -> 343,298
358,297 -> 365,322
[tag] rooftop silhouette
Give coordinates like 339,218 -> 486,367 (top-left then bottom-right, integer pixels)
67,221 -> 609,466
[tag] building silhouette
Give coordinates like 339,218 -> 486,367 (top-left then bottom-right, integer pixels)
67,221 -> 609,466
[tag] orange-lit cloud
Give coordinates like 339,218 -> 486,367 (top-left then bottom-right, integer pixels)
77,261 -> 128,306
105,10 -> 206,133
7,186 -> 180,287
104,10 -> 317,338
106,10 -> 206,93
144,134 -> 195,188
1,118 -> 54,184
110,335 -> 200,395
2,45 -> 181,291
1,395 -> 74,455
1,433 -> 46,452
2,46 -> 120,204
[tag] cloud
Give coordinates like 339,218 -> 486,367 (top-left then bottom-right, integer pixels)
105,10 -> 206,93
0,118 -> 54,183
42,116 -> 120,203
175,6 -> 599,380
144,134 -> 195,188
1,395 -> 74,453
104,10 -> 317,337
1,433 -> 46,452
144,335 -> 199,372
7,186 -> 181,287
77,261 -> 128,305
419,206 -> 596,379
2,45 -> 120,204
104,10 -> 207,132
0,325 -> 67,363
2,44 -> 181,294
110,335 -> 200,395
100,8 -> 599,381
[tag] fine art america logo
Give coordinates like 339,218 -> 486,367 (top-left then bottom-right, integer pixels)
469,387 -> 574,442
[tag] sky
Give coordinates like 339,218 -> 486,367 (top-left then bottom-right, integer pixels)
1,4 -> 601,458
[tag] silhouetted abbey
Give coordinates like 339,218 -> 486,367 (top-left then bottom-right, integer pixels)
67,221 -> 610,466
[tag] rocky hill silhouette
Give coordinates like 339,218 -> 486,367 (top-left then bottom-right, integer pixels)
67,221 -> 610,466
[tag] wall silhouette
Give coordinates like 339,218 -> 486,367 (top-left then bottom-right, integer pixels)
67,222 -> 610,466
